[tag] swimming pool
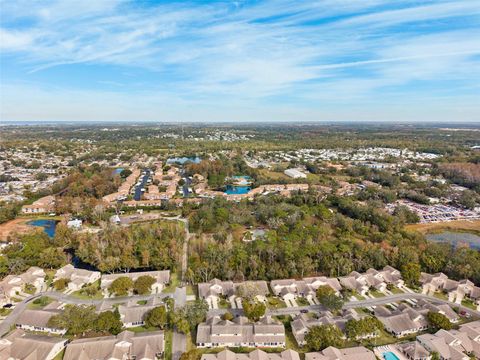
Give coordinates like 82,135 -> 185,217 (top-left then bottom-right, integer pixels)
383,351 -> 400,360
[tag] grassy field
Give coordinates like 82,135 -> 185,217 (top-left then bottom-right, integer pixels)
163,272 -> 180,293
405,219 -> 480,235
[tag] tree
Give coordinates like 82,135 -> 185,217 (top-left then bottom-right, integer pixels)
222,312 -> 234,321
345,316 -> 383,340
109,276 -> 133,296
316,285 -> 344,311
242,299 -> 266,322
182,299 -> 208,328
401,263 -> 421,288
119,169 -> 132,179
53,278 -> 70,291
48,304 -> 97,336
427,311 -> 452,331
133,275 -> 156,295
431,352 -> 440,360
145,306 -> 167,329
176,317 -> 191,334
305,324 -> 344,351
179,350 -> 200,360
95,310 -> 123,334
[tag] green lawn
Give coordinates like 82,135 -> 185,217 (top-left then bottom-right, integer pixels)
461,299 -> 477,310
0,308 -> 13,316
126,325 -> 160,333
53,349 -> 65,360
266,296 -> 287,309
390,287 -> 405,294
218,298 -> 231,309
369,290 -> 385,298
70,290 -> 104,300
162,272 -> 180,293
433,292 -> 448,301
27,296 -> 53,310
296,297 -> 310,306
164,330 -> 173,360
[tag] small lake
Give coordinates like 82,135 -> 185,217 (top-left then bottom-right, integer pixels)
28,219 -> 58,238
113,167 -> 124,175
426,231 -> 480,250
225,185 -> 251,195
166,156 -> 201,165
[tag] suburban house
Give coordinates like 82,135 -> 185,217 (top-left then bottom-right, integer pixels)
63,330 -> 165,360
303,276 -> 342,303
196,316 -> 286,348
338,274 -> 369,296
202,349 -> 300,360
118,298 -> 163,328
291,309 -> 365,346
0,329 -> 67,360
415,299 -> 460,323
366,266 -> 404,288
54,264 -> 101,291
0,266 -> 46,305
392,326 -> 472,360
21,195 -> 55,214
339,266 -> 404,297
420,273 -> 480,308
375,305 -> 428,337
15,309 -> 66,335
270,279 -> 308,306
305,346 -> 377,360
100,270 -> 170,296
198,279 -> 234,309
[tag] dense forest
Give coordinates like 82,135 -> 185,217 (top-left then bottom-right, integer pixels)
185,192 -> 480,285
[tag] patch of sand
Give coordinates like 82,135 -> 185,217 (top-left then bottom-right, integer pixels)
0,218 -> 32,242
405,219 -> 480,234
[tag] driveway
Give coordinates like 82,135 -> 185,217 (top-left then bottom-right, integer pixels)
172,330 -> 187,360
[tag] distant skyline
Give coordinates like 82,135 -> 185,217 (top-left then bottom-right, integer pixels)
1,0 -> 479,123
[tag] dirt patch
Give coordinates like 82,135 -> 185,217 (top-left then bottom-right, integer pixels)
0,218 -> 33,242
405,219 -> 480,235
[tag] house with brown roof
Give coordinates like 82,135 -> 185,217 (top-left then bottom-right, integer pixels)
305,346 -> 376,360
54,264 -> 101,292
100,270 -> 170,296
196,316 -> 286,348
202,349 -> 300,360
63,330 -> 164,360
21,195 -> 55,214
0,329 -> 67,360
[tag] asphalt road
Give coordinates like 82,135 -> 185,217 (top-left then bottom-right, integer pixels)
172,331 -> 187,360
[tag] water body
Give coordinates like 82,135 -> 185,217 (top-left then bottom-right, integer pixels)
134,169 -> 151,201
113,167 -> 124,175
225,185 -> 251,195
426,231 -> 480,250
27,219 -> 57,238
166,156 -> 201,165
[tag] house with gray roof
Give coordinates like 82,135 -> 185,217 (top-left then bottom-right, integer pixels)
100,270 -> 170,296
202,349 -> 300,360
63,330 -> 164,360
291,309 -> 366,346
196,316 -> 286,348
305,346 -> 376,360
15,309 -> 66,335
118,298 -> 164,328
375,304 -> 428,337
0,267 -> 46,306
0,329 -> 67,360
198,279 -> 234,309
54,264 -> 101,292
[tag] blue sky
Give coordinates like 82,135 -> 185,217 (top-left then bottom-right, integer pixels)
1,0 -> 479,122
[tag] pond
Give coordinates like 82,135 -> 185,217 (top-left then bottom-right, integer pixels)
113,167 -> 124,175
225,185 -> 251,195
27,219 -> 58,238
166,156 -> 201,165
426,231 -> 480,250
